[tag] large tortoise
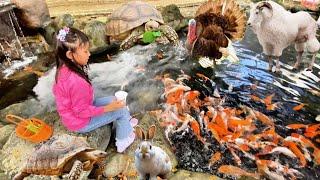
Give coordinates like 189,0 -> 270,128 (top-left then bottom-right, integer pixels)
13,134 -> 107,180
106,1 -> 179,50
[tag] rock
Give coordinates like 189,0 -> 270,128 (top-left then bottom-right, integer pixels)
42,21 -> 58,45
161,4 -> 188,32
54,14 -> 75,30
103,153 -> 137,178
82,20 -> 109,54
169,169 -> 221,180
12,0 -> 51,29
0,125 -> 15,149
0,74 -> 38,111
73,19 -> 87,31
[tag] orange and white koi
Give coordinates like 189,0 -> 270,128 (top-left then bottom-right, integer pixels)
269,147 -> 297,158
228,147 -> 242,166
218,165 -> 260,179
196,73 -> 210,82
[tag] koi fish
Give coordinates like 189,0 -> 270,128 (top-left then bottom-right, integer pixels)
283,141 -> 307,167
269,147 -> 297,158
208,152 -> 221,167
263,93 -> 275,105
250,95 -> 261,102
218,165 -> 260,179
254,111 -> 274,126
286,124 -> 307,130
196,73 -> 210,82
293,103 -> 305,111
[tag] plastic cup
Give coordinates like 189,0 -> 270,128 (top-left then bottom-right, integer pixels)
115,91 -> 128,102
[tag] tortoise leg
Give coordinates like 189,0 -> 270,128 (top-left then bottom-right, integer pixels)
67,160 -> 83,180
88,161 -> 106,180
13,172 -> 30,180
120,27 -> 144,50
82,160 -> 94,171
159,25 -> 179,45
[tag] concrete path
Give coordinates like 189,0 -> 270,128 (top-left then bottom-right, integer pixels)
46,0 -> 207,17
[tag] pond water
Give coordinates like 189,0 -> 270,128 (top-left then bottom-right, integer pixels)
2,27 -> 320,179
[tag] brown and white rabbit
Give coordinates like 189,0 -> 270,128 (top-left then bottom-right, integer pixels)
134,125 -> 172,180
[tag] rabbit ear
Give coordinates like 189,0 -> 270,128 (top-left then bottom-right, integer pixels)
135,126 -> 146,140
147,125 -> 156,140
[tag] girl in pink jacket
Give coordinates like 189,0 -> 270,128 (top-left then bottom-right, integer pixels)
53,27 -> 138,153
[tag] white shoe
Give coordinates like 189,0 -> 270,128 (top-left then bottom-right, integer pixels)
116,132 -> 135,153
130,118 -> 139,127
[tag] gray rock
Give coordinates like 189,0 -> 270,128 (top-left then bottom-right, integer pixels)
169,169 -> 221,180
12,0 -> 51,29
0,125 -> 15,149
83,20 -> 109,54
0,99 -> 45,125
42,21 -> 58,45
54,14 -> 74,30
161,4 -> 188,32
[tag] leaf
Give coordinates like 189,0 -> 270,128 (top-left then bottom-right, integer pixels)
142,31 -> 156,43
152,31 -> 161,37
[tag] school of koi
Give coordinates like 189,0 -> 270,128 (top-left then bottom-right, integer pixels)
153,73 -> 320,179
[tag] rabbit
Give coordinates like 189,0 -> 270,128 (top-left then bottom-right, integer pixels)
134,125 -> 172,180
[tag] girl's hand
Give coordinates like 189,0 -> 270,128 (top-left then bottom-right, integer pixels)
103,100 -> 125,112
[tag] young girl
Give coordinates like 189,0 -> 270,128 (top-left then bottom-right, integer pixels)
53,27 -> 138,153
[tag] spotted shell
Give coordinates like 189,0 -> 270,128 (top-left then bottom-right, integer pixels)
21,134 -> 92,175
106,1 -> 164,36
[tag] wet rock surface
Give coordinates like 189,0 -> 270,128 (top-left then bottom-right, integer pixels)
12,0 -> 51,29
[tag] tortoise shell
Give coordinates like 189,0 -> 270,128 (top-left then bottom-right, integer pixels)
106,1 -> 164,36
22,134 -> 92,175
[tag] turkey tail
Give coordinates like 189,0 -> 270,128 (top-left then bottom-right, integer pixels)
195,0 -> 246,41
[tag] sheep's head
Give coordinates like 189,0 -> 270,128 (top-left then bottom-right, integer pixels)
247,1 -> 273,29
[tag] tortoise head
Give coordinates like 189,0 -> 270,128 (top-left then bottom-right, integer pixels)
84,150 -> 107,162
145,20 -> 160,32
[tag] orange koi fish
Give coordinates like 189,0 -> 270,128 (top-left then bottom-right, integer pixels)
254,111 -> 274,126
196,73 -> 210,82
166,89 -> 184,104
263,93 -> 275,105
293,104 -> 306,111
218,165 -> 260,179
266,103 -> 278,111
209,152 -> 221,166
250,95 -> 261,102
283,141 -> 307,167
189,119 -> 205,143
286,124 -> 307,130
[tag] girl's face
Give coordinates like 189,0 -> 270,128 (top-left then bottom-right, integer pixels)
70,42 -> 90,65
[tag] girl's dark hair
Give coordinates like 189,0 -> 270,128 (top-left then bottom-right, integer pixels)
55,27 -> 91,84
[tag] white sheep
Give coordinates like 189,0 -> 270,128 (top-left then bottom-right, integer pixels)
317,16 -> 320,28
247,1 -> 320,73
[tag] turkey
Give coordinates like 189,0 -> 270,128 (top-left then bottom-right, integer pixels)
186,0 -> 247,68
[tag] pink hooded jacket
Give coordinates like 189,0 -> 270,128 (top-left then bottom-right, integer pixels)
53,66 -> 104,131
